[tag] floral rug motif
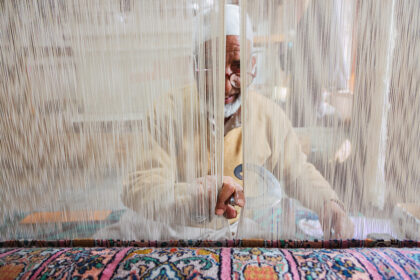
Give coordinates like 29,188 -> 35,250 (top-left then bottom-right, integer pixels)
0,247 -> 419,279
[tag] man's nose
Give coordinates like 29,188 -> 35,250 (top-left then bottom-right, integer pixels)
225,71 -> 232,94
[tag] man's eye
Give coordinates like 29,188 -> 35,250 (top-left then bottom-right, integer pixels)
231,62 -> 240,72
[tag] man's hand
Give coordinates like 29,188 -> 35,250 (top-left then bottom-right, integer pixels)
321,200 -> 355,239
193,176 -> 244,220
215,176 -> 245,219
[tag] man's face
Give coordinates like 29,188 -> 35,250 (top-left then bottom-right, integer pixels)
225,35 -> 241,105
199,35 -> 253,119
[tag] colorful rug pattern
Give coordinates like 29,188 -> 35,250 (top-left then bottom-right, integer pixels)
0,247 -> 419,279
1,239 -> 419,249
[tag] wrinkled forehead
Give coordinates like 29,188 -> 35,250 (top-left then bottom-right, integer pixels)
226,35 -> 241,53
200,36 -> 252,58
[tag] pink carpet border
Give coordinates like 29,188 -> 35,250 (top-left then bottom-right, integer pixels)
1,239 -> 419,248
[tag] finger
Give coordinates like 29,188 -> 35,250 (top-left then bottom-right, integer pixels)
215,207 -> 225,216
331,207 -> 352,239
322,211 -> 333,240
322,221 -> 331,240
216,179 -> 237,210
215,199 -> 227,216
234,188 -> 245,207
223,205 -> 237,219
347,219 -> 355,238
334,215 -> 345,239
341,217 -> 355,239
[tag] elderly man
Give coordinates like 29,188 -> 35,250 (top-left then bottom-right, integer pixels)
97,4 -> 354,241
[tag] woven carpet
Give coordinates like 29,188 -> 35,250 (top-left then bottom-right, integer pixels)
0,244 -> 419,279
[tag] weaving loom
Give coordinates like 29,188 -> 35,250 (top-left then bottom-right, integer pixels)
1,0 -> 419,279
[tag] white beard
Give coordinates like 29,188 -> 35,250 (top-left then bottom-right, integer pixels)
224,95 -> 241,118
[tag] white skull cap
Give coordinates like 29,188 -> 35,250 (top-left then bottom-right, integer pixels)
194,4 -> 253,49
225,4 -> 253,39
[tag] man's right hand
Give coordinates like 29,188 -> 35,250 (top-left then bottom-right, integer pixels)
215,176 -> 244,219
194,175 -> 244,220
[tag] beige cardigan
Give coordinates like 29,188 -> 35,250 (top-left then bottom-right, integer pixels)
121,85 -> 339,227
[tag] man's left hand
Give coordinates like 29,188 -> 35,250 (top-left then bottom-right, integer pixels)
321,200 -> 355,239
